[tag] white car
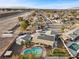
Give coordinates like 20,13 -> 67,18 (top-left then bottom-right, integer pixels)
2,31 -> 13,37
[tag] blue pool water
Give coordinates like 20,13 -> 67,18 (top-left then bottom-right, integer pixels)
69,43 -> 79,51
23,49 -> 31,54
32,47 -> 42,55
23,47 -> 43,57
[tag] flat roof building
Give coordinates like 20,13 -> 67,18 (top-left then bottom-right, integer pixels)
32,30 -> 56,48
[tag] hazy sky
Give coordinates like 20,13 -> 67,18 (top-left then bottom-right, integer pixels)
0,0 -> 79,9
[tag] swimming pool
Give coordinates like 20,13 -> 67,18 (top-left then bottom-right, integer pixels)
69,43 -> 79,51
23,47 -> 43,58
32,47 -> 42,57
23,49 -> 31,54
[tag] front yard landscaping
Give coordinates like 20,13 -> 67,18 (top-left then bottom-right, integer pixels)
53,48 -> 69,56
47,48 -> 70,57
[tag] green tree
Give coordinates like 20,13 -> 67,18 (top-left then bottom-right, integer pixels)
21,41 -> 25,46
61,26 -> 65,33
24,41 -> 31,48
19,55 -> 31,59
18,17 -> 24,22
20,20 -> 29,32
20,21 -> 27,32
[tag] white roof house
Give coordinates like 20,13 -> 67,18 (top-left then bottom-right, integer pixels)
62,28 -> 79,41
16,34 -> 32,45
54,14 -> 59,18
76,16 -> 79,18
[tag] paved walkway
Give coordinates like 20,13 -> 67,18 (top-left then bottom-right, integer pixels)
45,57 -> 69,59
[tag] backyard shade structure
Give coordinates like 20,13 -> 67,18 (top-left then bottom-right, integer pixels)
4,51 -> 12,56
16,34 -> 32,45
69,43 -> 79,52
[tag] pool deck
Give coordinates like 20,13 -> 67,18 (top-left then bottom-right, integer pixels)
45,57 -> 69,59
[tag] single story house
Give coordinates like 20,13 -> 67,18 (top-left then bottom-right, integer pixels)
16,34 -> 32,45
62,28 -> 79,41
32,32 -> 55,48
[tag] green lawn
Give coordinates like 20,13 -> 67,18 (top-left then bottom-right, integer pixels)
53,48 -> 68,56
47,48 -> 69,57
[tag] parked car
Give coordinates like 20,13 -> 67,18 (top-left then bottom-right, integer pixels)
18,32 -> 31,36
